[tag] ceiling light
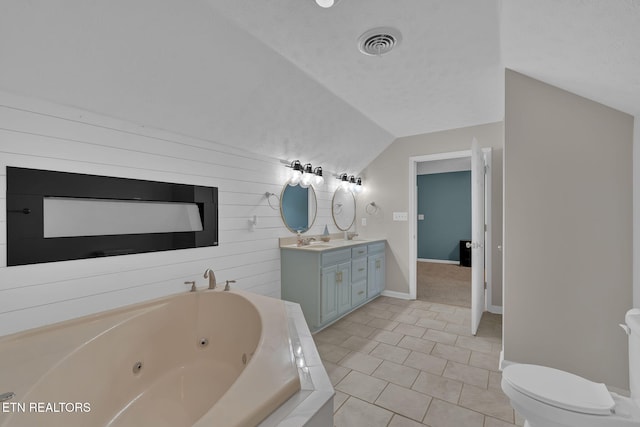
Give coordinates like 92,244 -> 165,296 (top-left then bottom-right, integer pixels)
315,0 -> 339,8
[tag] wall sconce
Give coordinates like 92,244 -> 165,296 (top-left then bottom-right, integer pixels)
337,173 -> 363,193
286,160 -> 324,187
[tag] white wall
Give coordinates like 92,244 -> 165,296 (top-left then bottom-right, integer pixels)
0,92 -> 339,337
503,70 -> 633,389
635,117 -> 640,309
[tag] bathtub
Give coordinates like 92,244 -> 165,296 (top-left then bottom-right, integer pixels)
0,289 -> 301,427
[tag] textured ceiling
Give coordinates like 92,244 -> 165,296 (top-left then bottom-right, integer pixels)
0,1 -> 638,174
500,0 -> 640,117
207,0 -> 504,137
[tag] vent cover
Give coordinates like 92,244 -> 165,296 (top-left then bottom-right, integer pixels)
358,27 -> 402,56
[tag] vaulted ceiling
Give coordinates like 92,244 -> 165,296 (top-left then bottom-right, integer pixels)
0,1 -> 638,173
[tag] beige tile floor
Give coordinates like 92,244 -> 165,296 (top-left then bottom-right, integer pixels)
313,296 -> 525,427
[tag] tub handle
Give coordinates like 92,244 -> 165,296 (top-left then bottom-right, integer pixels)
185,281 -> 197,292
0,392 -> 15,402
224,280 -> 236,291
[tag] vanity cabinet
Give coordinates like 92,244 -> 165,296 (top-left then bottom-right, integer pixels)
281,240 -> 386,332
367,242 -> 386,298
320,261 -> 351,323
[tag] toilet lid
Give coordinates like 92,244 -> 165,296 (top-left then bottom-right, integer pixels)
502,364 -> 615,415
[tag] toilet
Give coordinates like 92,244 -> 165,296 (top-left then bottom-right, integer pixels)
502,309 -> 640,427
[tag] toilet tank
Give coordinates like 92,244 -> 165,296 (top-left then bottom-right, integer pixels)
626,308 -> 640,401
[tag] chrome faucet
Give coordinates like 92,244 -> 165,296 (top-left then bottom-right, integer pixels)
204,268 -> 217,290
185,281 -> 197,292
299,237 -> 316,246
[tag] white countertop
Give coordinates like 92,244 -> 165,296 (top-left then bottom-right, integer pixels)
280,238 -> 385,252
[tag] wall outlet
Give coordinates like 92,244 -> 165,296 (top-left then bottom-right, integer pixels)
393,212 -> 408,221
361,218 -> 367,226
418,214 -> 424,220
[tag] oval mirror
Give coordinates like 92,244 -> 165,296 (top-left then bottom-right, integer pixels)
332,187 -> 355,231
280,182 -> 317,233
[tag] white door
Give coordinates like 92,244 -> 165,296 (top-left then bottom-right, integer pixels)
471,138 -> 485,335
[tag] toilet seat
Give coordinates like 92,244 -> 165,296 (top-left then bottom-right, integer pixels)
502,364 -> 615,415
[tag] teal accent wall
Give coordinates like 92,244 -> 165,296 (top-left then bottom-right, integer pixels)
281,184 -> 309,231
417,171 -> 471,261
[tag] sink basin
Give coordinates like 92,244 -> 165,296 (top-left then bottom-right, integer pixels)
307,244 -> 333,248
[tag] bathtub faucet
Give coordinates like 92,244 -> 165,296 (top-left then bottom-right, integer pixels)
204,268 -> 217,290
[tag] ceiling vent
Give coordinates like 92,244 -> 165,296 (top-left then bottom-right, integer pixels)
358,27 -> 402,56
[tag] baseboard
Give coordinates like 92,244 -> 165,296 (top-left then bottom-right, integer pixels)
499,353 -> 514,371
418,258 -> 459,265
381,290 -> 412,300
488,304 -> 503,314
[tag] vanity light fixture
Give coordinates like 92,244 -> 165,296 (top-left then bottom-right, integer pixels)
286,160 -> 324,188
288,160 -> 303,186
348,175 -> 357,192
338,173 -> 350,189
315,0 -> 340,8
337,173 -> 363,193
313,166 -> 324,185
300,163 -> 314,188
354,177 -> 363,194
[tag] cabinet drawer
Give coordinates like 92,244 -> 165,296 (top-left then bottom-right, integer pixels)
352,257 -> 367,282
351,245 -> 368,258
352,280 -> 367,306
368,242 -> 385,254
322,249 -> 351,266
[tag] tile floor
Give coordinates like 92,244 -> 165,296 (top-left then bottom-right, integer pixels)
313,296 -> 525,427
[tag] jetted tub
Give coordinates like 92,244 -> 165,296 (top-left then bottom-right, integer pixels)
0,289 -> 301,427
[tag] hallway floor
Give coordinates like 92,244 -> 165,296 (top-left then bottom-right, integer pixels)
313,297 -> 523,427
417,262 -> 471,308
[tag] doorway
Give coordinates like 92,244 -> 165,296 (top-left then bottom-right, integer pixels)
408,146 -> 492,334
416,160 -> 472,307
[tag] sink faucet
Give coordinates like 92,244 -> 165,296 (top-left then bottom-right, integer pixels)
299,237 -> 316,246
204,268 -> 217,289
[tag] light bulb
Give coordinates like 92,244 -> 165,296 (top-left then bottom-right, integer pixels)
289,170 -> 301,186
300,173 -> 313,188
348,175 -> 357,192
313,166 -> 324,186
354,177 -> 363,193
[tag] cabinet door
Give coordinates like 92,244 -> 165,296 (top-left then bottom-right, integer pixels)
367,253 -> 385,298
321,265 -> 339,324
337,261 -> 352,315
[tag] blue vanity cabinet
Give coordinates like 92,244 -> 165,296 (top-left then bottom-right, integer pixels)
351,246 -> 368,307
320,258 -> 351,324
367,242 -> 386,298
281,240 -> 386,332
320,264 -> 339,323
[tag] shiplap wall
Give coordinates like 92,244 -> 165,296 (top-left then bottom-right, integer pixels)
0,92 -> 339,337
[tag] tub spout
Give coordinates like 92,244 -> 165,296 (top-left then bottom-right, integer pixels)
204,268 -> 217,290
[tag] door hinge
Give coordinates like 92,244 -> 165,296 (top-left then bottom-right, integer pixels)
484,282 -> 487,290
484,165 -> 489,174
484,224 -> 487,232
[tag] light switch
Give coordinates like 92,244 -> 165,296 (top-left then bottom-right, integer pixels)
393,212 -> 408,221
418,214 -> 424,220
361,218 -> 367,226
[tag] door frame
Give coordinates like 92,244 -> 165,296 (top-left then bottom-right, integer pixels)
408,149 -> 493,310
